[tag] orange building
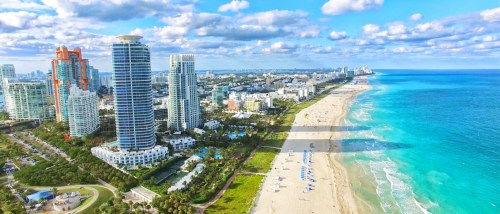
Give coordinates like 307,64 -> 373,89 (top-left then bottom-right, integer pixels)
51,46 -> 91,123
227,99 -> 241,111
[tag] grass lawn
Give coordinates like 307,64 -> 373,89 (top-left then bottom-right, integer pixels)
79,186 -> 114,214
206,175 -> 264,214
243,147 -> 279,173
59,187 -> 93,195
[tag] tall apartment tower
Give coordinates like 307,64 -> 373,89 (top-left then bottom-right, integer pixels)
2,78 -> 52,121
51,46 -> 91,123
112,35 -> 156,150
67,85 -> 99,137
167,54 -> 201,131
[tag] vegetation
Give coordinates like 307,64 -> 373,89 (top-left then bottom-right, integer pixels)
32,121 -> 138,191
14,158 -> 95,186
243,147 -> 279,173
206,175 -> 264,214
82,186 -> 114,214
0,185 -> 26,214
152,191 -> 193,214
0,111 -> 9,120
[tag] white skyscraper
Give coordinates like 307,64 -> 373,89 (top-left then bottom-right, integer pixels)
67,85 -> 99,137
167,54 -> 201,131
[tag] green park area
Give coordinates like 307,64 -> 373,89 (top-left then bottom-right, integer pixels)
79,186 -> 114,214
243,147 -> 279,173
206,175 -> 264,214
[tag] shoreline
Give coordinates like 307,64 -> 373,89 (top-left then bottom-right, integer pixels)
252,76 -> 372,213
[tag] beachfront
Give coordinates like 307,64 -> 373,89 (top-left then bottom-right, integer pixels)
253,76 -> 371,214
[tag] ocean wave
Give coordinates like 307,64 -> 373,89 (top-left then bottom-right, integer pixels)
368,159 -> 431,214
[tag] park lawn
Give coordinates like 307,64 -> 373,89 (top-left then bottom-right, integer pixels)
59,187 -> 93,195
206,174 -> 264,214
243,147 -> 279,173
79,186 -> 114,214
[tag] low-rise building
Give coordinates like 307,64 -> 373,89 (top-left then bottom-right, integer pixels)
204,120 -> 221,129
91,143 -> 169,166
165,136 -> 196,150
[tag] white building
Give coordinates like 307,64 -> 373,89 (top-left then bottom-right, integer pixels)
168,163 -> 204,192
204,120 -> 221,130
130,186 -> 160,203
68,85 -> 100,137
2,78 -> 52,120
165,136 -> 196,150
91,144 -> 169,166
168,54 -> 201,131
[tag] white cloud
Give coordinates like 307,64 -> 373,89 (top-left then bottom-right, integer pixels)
388,23 -> 407,35
328,31 -> 347,40
480,7 -> 500,22
218,0 -> 250,12
322,0 -> 384,15
0,11 -> 37,30
0,0 -> 49,10
362,24 -> 380,34
40,0 -> 194,21
410,13 -> 423,21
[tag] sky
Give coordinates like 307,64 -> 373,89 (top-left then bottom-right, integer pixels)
0,0 -> 499,73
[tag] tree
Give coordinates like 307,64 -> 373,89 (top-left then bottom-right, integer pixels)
51,187 -> 58,196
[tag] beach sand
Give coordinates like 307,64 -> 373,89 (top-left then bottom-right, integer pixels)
252,76 -> 372,214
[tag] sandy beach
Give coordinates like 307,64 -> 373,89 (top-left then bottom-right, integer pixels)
252,76 -> 372,214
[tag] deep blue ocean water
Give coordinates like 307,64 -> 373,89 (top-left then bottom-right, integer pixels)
342,70 -> 500,214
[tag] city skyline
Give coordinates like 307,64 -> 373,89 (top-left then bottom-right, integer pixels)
0,0 -> 499,73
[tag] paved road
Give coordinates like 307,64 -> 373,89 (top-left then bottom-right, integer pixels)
21,132 -> 72,162
8,134 -> 50,161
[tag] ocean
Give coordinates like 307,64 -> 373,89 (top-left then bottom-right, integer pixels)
341,70 -> 500,214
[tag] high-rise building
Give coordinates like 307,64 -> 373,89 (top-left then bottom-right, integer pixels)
67,85 -> 99,137
51,46 -> 92,123
0,64 -> 16,80
89,66 -> 100,92
112,35 -> 156,150
46,70 -> 54,97
2,78 -> 52,121
168,54 -> 201,131
91,35 -> 168,166
0,64 -> 16,94
211,85 -> 224,107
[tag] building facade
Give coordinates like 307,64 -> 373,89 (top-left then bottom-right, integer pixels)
112,35 -> 156,150
89,66 -> 100,92
211,85 -> 224,107
67,85 -> 99,137
0,64 -> 16,97
51,46 -> 92,123
167,54 -> 201,131
2,78 -> 52,120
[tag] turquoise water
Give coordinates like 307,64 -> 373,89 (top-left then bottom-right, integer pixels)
342,70 -> 500,214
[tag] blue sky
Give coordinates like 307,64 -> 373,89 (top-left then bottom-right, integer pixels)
0,0 -> 499,73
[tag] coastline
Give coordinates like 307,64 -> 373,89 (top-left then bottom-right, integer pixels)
252,76 -> 372,213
